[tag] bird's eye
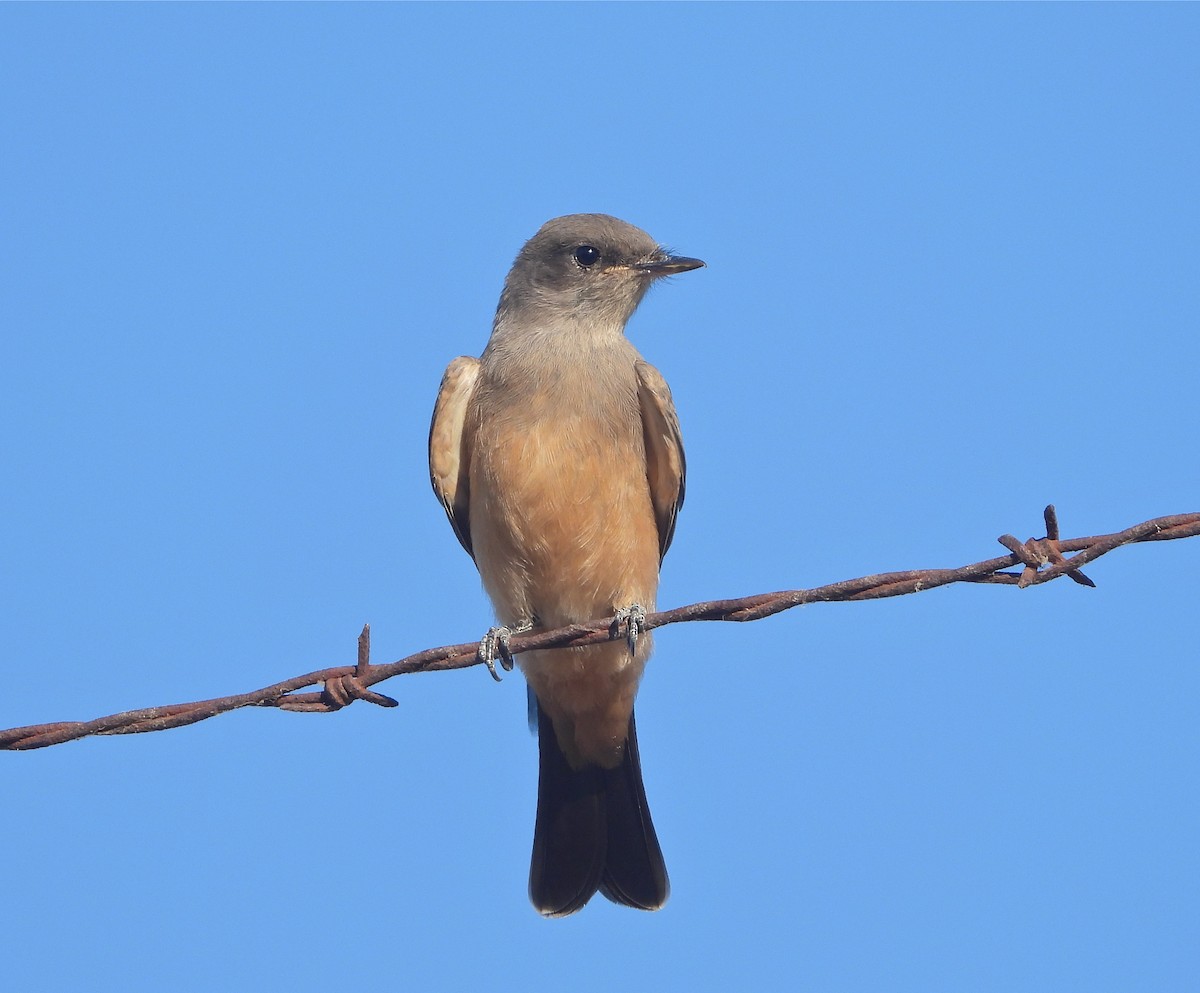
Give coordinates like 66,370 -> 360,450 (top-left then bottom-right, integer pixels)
573,245 -> 600,268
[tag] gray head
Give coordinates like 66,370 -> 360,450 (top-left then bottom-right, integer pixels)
495,214 -> 704,331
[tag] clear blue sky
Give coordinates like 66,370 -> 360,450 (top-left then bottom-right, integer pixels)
2,5 -> 1197,991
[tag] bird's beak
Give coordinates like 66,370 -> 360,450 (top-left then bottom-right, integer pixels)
634,254 -> 706,276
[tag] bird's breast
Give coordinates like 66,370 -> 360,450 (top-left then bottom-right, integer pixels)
467,367 -> 661,628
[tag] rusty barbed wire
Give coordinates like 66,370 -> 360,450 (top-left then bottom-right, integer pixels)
2,506 -> 1196,752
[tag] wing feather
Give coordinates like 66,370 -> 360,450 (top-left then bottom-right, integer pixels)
428,356 -> 481,559
635,360 -> 686,560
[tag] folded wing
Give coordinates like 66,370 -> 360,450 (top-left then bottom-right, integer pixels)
635,360 -> 686,560
428,355 -> 481,559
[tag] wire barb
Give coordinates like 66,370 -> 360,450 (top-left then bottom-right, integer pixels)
997,505 -> 1097,589
278,624 -> 401,712
2,507 -> 1195,751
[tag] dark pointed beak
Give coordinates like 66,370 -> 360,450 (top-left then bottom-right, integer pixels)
634,254 -> 706,276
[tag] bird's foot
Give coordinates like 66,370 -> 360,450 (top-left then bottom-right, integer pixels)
611,604 -> 648,656
477,621 -> 534,682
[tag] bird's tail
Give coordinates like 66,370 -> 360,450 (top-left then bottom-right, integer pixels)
528,701 -> 669,917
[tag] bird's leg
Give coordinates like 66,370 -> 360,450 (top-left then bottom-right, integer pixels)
477,620 -> 534,682
611,604 -> 648,656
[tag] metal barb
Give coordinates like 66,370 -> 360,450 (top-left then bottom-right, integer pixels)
999,506 -> 1095,588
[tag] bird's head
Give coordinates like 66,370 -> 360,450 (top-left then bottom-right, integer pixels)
496,214 -> 704,332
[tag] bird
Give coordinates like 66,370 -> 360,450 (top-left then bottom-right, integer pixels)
429,213 -> 704,916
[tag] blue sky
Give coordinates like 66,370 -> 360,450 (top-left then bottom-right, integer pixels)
2,5 -> 1197,991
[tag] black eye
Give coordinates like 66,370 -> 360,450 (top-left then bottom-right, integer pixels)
573,245 -> 600,268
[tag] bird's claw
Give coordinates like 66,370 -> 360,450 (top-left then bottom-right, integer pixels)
477,622 -> 533,682
611,604 -> 648,655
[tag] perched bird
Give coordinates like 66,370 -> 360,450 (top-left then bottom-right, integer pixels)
429,214 -> 703,916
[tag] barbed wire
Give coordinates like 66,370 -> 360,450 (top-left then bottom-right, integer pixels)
3,506 -> 1195,752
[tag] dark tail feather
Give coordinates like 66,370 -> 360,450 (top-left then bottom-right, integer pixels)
597,711 -> 669,911
529,702 -> 606,917
529,702 -> 669,917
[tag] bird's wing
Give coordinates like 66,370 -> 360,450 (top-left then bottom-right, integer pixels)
428,355 -> 481,559
635,360 -> 687,560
